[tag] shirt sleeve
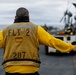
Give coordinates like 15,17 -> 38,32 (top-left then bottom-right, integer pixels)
0,30 -> 3,48
38,26 -> 74,53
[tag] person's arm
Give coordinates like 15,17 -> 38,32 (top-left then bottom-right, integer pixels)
0,30 -> 3,48
38,26 -> 75,53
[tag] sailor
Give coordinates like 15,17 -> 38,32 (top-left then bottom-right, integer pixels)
0,7 -> 76,75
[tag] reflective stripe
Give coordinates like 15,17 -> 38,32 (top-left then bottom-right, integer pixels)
7,24 -> 32,29
2,59 -> 41,65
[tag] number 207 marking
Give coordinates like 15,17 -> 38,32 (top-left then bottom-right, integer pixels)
13,52 -> 26,59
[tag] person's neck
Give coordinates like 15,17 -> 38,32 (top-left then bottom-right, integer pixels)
14,16 -> 29,23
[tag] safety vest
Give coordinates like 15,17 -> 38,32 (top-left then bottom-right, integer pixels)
2,22 -> 41,68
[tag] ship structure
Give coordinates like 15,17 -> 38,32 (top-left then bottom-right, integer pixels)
59,3 -> 76,35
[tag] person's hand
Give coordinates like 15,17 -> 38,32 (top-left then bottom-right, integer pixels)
73,45 -> 76,51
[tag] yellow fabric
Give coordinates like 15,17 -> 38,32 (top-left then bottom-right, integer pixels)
2,23 -> 40,68
5,66 -> 39,73
38,26 -> 74,53
0,31 -> 3,47
0,26 -> 74,73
